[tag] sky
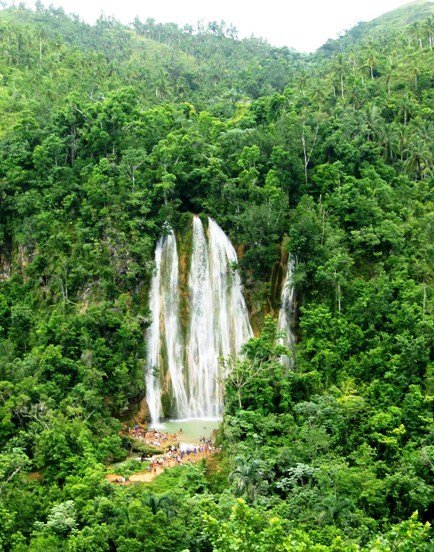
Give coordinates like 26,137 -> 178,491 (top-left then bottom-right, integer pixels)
25,0 -> 424,52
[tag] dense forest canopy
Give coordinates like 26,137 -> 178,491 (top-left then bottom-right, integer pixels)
0,1 -> 433,550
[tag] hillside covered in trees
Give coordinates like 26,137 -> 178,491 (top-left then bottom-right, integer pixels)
0,1 -> 433,550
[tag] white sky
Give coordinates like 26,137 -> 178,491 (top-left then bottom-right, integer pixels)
26,0 -> 426,52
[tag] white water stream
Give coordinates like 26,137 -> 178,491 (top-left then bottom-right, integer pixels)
277,257 -> 296,367
145,235 -> 164,425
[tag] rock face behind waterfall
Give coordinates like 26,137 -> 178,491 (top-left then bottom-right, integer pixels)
145,216 -> 252,423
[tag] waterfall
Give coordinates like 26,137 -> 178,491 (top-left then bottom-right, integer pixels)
186,217 -> 220,418
208,218 -> 252,357
145,236 -> 164,425
161,232 -> 189,418
277,257 -> 296,367
145,230 -> 188,425
146,216 -> 252,422
186,216 -> 253,417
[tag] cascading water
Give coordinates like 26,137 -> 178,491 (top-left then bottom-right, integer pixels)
161,232 -> 189,418
277,257 -> 296,367
186,217 -> 253,417
145,216 -> 252,423
145,230 -> 188,425
207,218 -> 252,357
186,216 -> 219,417
145,236 -> 164,425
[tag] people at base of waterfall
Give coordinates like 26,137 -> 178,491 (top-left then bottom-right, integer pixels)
127,425 -> 181,452
153,443 -> 217,468
112,442 -> 221,484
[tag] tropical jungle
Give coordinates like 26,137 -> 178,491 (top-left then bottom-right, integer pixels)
0,1 -> 433,550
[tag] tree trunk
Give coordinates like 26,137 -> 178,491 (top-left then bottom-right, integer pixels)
302,131 -> 308,187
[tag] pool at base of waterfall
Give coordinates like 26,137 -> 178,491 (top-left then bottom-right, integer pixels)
151,418 -> 221,443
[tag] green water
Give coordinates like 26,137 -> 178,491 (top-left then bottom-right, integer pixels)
154,418 -> 221,443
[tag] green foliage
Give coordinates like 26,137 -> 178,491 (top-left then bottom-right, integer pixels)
0,2 -> 433,550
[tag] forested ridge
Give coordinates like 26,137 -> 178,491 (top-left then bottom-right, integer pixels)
0,1 -> 433,550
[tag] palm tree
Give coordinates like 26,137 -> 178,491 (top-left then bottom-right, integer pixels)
424,16 -> 434,50
394,126 -> 408,161
348,82 -> 365,110
229,456 -> 264,503
154,68 -> 170,99
365,48 -> 378,79
410,21 -> 423,50
346,50 -> 358,78
410,119 -> 433,144
403,135 -> 432,180
311,84 -> 327,112
379,123 -> 399,163
356,53 -> 366,86
297,68 -> 309,97
314,494 -> 354,525
144,493 -> 176,518
333,53 -> 346,99
34,26 -> 47,63
358,103 -> 383,141
384,53 -> 398,97
397,93 -> 415,126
